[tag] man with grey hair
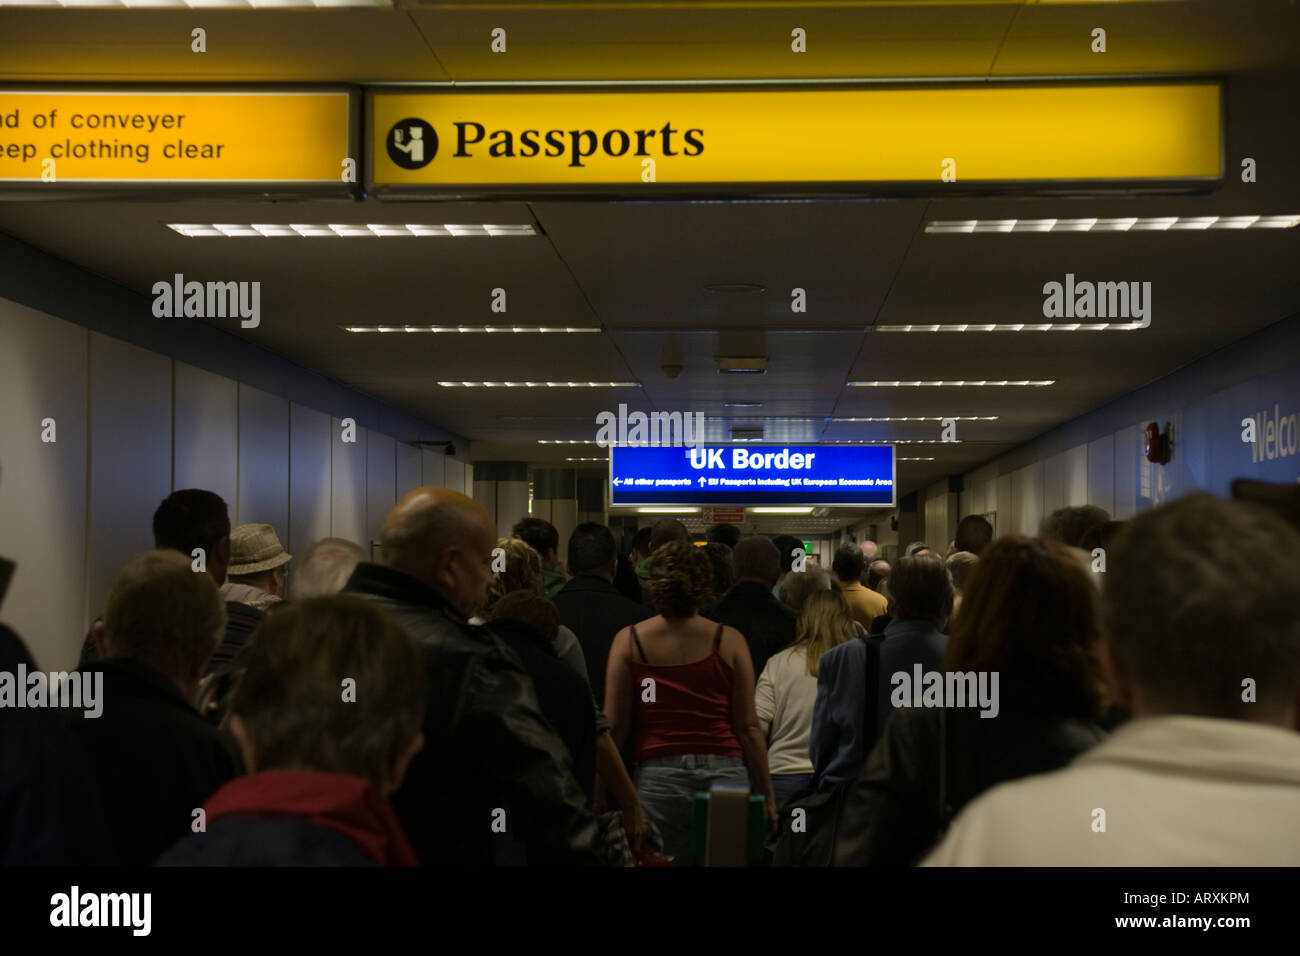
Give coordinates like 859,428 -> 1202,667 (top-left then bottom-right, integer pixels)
344,487 -> 608,867
68,550 -> 238,865
292,537 -> 366,599
926,494 -> 1300,865
704,536 -> 797,682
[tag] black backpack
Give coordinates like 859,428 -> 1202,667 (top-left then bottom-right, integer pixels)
771,633 -> 885,866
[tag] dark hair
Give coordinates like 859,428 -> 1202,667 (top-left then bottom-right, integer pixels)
954,514 -> 994,556
643,541 -> 713,618
650,518 -> 690,551
831,545 -> 866,582
228,596 -> 425,788
1040,506 -> 1111,549
866,560 -> 890,590
511,517 -> 559,558
1105,494 -> 1300,722
488,590 -> 560,644
630,527 -> 653,559
153,489 -> 230,556
889,554 -> 953,624
773,535 -> 805,574
1080,519 -> 1125,555
947,537 -> 1104,721
904,541 -> 932,557
568,522 -> 617,576
706,523 -> 742,549
702,542 -> 735,597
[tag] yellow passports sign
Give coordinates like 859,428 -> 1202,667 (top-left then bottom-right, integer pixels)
0,90 -> 353,184
370,83 -> 1221,191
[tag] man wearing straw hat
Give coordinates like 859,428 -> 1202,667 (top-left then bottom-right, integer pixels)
220,523 -> 292,613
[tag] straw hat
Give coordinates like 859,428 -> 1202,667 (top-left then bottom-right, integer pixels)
227,523 -> 292,575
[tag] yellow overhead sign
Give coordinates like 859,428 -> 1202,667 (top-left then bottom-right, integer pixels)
0,90 -> 352,184
370,83 -> 1220,190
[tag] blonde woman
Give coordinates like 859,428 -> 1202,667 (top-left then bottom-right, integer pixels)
756,589 -> 856,807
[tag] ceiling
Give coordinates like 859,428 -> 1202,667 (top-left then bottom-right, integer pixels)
1,0 -> 1298,524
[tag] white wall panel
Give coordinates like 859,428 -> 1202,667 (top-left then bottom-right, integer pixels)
1063,444 -> 1089,507
366,431 -> 396,546
421,447 -> 446,489
1042,451 -> 1066,519
331,418 -> 367,549
87,333 -> 172,624
174,362 -> 237,509
288,403 -> 332,561
1113,425 -> 1139,519
445,458 -> 467,495
0,302 -> 88,669
396,441 -> 422,502
237,385 -> 289,538
1088,434 -> 1116,518
1011,461 -> 1044,537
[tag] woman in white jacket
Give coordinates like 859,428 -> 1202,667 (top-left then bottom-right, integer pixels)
756,587 -> 856,808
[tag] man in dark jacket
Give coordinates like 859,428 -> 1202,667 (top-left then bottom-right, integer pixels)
488,592 -> 597,799
703,536 -> 797,682
1,624 -> 109,865
66,550 -> 239,865
345,486 -> 609,867
553,522 -> 648,708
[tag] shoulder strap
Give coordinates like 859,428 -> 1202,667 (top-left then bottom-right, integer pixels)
630,624 -> 647,663
937,706 -> 954,837
713,623 -> 724,651
860,634 -> 885,756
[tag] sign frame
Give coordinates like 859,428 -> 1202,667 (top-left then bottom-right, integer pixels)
366,77 -> 1225,201
608,443 -> 898,509
0,83 -> 362,199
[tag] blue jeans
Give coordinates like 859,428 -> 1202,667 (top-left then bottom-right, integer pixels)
771,772 -> 814,811
635,754 -> 749,866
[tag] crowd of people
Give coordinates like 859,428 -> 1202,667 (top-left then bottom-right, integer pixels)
3,485 -> 1299,866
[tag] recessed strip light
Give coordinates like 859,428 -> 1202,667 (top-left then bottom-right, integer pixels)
538,440 -> 602,445
723,402 -> 764,408
342,325 -> 598,334
925,215 -> 1299,235
876,323 -> 1146,332
564,457 -> 607,462
438,382 -> 641,388
17,1 -> 390,6
898,457 -> 937,461
168,223 -> 536,238
748,507 -> 814,515
848,380 -> 1053,387
826,416 -> 997,422
637,507 -> 701,514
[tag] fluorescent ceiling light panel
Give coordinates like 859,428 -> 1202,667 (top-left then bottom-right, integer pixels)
876,323 -> 1146,332
342,326 -> 598,334
637,507 -> 701,514
848,380 -> 1053,387
926,215 -> 1298,235
748,507 -> 814,515
168,223 -> 535,238
438,382 -> 640,388
827,416 -> 997,422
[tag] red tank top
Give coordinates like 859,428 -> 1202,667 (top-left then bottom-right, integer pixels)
627,623 -> 743,761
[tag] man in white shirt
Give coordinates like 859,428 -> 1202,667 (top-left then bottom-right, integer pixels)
924,493 -> 1300,866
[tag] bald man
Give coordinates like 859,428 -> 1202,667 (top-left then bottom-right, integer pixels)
345,487 -> 606,866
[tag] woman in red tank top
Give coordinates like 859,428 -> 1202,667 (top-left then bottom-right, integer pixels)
604,540 -> 777,864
